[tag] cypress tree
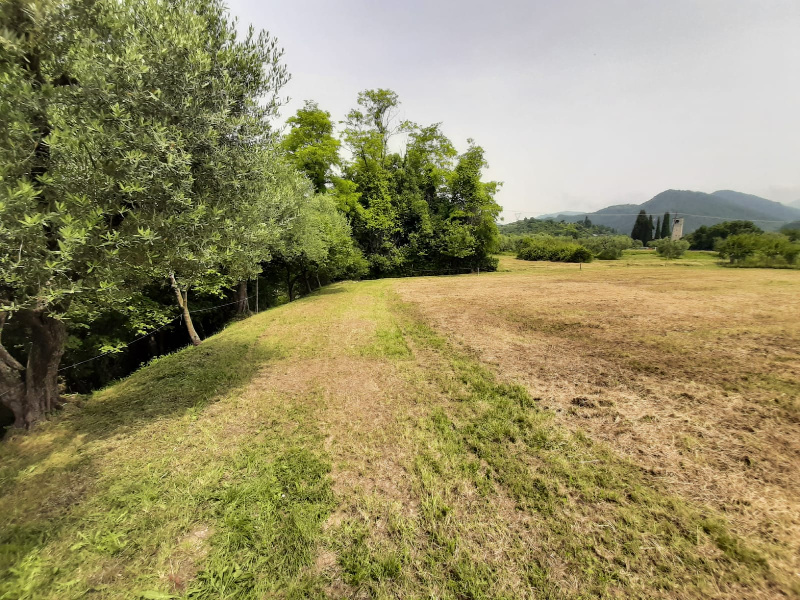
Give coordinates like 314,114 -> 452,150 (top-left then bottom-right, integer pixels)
661,212 -> 671,238
631,209 -> 650,243
655,216 -> 662,240
646,214 -> 655,245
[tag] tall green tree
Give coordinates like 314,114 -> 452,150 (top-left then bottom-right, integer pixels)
661,212 -> 671,238
339,89 -> 411,274
337,89 -> 501,276
630,210 -> 652,244
0,0 -> 287,427
264,178 -> 366,301
444,141 -> 502,269
655,216 -> 662,239
280,101 -> 341,193
685,220 -> 762,250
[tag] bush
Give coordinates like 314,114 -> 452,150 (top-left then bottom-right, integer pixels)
516,236 -> 593,263
780,221 -> 800,242
652,238 -> 690,259
577,235 -> 634,260
685,220 -> 762,250
716,232 -> 800,267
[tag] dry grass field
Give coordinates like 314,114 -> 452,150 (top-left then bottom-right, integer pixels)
398,254 -> 800,593
1,251 -> 799,598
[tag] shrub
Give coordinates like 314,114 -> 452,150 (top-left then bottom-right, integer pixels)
516,236 -> 593,263
758,233 -> 800,262
716,232 -> 800,267
780,221 -> 800,242
578,235 -> 635,260
685,221 -> 763,250
652,238 -> 690,259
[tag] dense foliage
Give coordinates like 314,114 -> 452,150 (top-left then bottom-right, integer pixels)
0,0 -> 299,426
516,237 -> 593,263
781,221 -> 800,242
685,220 -> 763,250
283,90 -> 502,276
630,210 -> 656,244
577,235 -> 636,260
716,232 -> 800,267
500,216 -> 615,237
652,238 -> 690,259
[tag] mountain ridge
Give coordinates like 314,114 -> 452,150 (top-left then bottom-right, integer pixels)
532,189 -> 800,235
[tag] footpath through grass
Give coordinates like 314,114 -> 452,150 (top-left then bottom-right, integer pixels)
0,273 -> 789,598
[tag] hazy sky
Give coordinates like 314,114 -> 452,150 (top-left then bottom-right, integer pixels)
226,0 -> 800,219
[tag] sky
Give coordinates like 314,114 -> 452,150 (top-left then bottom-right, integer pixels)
226,0 -> 800,220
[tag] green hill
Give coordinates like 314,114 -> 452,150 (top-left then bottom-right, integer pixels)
498,216 -> 615,237
711,190 -> 800,222
546,189 -> 800,235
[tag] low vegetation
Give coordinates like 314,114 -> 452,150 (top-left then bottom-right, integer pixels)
716,232 -> 800,268
685,220 -> 764,250
578,235 -> 636,259
516,236 -> 593,263
652,238 -> 690,259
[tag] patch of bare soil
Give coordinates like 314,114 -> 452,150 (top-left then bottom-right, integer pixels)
164,524 -> 213,592
394,265 -> 800,586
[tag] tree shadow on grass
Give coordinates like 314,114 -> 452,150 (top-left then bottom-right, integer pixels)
307,284 -> 349,297
0,313 -> 285,525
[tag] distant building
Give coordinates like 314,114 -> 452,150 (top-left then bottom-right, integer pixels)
671,217 -> 684,240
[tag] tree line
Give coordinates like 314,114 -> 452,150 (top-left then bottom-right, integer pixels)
631,210 -> 672,245
685,221 -> 800,267
0,0 -> 500,429
281,92 -> 502,277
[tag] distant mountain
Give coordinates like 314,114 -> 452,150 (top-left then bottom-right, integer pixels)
789,199 -> 800,210
536,210 -> 585,220
711,190 -> 800,222
544,189 -> 800,235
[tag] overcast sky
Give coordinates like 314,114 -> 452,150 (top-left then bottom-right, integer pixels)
227,0 -> 800,219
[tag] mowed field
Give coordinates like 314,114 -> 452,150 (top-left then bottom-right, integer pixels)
2,252 -> 799,599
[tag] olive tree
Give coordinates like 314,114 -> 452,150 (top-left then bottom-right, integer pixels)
0,0 -> 287,427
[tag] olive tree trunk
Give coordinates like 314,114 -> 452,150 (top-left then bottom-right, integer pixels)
235,280 -> 250,315
0,310 -> 67,429
169,274 -> 202,346
286,266 -> 295,302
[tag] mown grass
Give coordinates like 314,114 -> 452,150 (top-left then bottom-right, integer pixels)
1,308 -> 334,599
323,297 -> 775,598
0,274 -> 789,598
498,249 -> 720,273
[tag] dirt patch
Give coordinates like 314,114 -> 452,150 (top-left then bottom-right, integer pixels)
164,524 -> 213,592
394,262 -> 800,586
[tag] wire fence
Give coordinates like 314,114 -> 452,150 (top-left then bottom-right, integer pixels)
56,294 -> 257,373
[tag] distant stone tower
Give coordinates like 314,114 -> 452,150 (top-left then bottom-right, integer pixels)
671,217 -> 684,240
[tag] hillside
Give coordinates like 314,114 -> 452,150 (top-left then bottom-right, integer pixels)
498,216 -> 615,237
548,189 -> 800,235
711,190 -> 800,222
2,259 -> 800,598
535,210 -> 585,219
